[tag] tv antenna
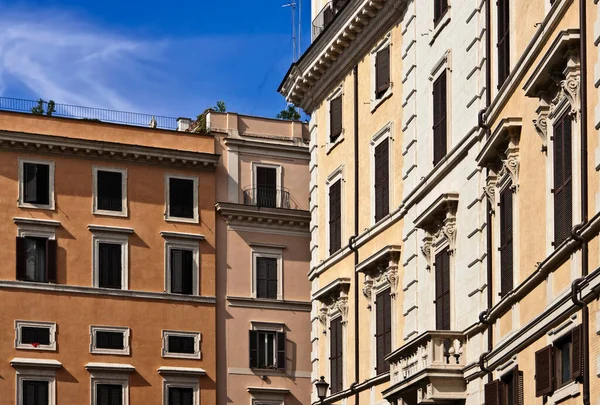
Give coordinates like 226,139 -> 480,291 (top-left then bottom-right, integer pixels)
282,0 -> 301,62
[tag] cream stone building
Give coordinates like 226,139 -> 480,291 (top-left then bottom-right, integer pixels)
280,0 -> 600,404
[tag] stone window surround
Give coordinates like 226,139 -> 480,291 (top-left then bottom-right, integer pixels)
251,245 -> 284,301
14,320 -> 57,351
86,363 -> 133,405
325,85 -> 345,154
161,374 -> 201,405
163,236 -> 200,296
161,330 -> 202,360
92,166 -> 128,218
18,157 -> 56,211
370,122 -> 394,226
164,173 -> 200,224
89,325 -> 131,356
89,225 -> 132,291
370,32 -> 393,112
12,358 -> 61,405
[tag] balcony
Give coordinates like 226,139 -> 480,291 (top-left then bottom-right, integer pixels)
383,331 -> 467,404
243,187 -> 291,209
311,0 -> 348,40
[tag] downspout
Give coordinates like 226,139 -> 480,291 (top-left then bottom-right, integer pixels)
578,0 -> 590,403
352,63 -> 360,405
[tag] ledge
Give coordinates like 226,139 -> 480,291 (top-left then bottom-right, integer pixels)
356,245 -> 401,273
216,202 -> 310,234
476,118 -> 522,166
85,362 -> 135,373
227,296 -> 311,312
13,217 -> 62,228
160,231 -> 205,241
248,242 -> 287,249
11,358 -> 62,369
157,366 -> 207,376
87,225 -> 134,234
414,193 -> 459,229
247,387 -> 290,395
312,277 -> 351,301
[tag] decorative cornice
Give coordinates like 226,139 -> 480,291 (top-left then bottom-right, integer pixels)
13,217 -> 61,228
226,296 -> 311,312
0,130 -> 220,171
157,366 -> 207,376
216,202 -> 310,231
356,245 -> 401,305
11,358 -> 62,369
88,224 -> 134,234
85,362 -> 135,373
160,231 -> 205,241
313,277 -> 351,326
414,193 -> 459,255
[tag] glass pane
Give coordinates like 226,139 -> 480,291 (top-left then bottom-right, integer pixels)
560,341 -> 571,385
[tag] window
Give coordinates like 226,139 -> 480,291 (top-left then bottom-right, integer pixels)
90,326 -> 130,355
16,237 -> 57,283
168,387 -> 193,405
499,187 -> 513,297
329,180 -> 342,255
93,168 -> 127,216
375,289 -> 392,374
19,159 -> 54,209
248,330 -> 286,370
374,138 -> 390,222
433,71 -> 448,166
434,0 -> 448,25
497,0 -> 510,88
375,46 -> 390,100
553,112 -> 572,246
98,243 -> 123,289
22,380 -> 49,405
170,249 -> 194,295
160,374 -> 200,405
535,325 -> 582,397
91,228 -> 130,290
330,95 -> 343,143
166,175 -> 198,223
435,247 -> 451,330
97,384 -> 123,405
15,321 -> 57,351
484,368 -> 523,405
255,166 -> 278,208
162,330 -> 201,359
256,257 -> 278,299
330,316 -> 343,394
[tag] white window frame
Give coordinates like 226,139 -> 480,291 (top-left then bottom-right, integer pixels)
164,238 -> 200,296
90,326 -> 131,356
15,366 -> 57,405
92,166 -> 128,217
162,330 -> 202,360
370,32 -> 393,112
90,371 -> 129,405
251,162 -> 283,207
165,174 -> 199,224
14,218 -> 59,240
91,231 -> 129,290
326,166 -> 344,258
370,122 -> 394,225
429,0 -> 451,45
251,246 -> 284,300
15,320 -> 57,351
326,85 -> 345,153
18,157 -> 56,210
162,375 -> 200,405
432,240 -> 455,330
429,50 -> 452,169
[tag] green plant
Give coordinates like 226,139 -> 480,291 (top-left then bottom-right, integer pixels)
276,105 -> 301,121
31,99 -> 57,116
189,100 -> 227,133
46,100 -> 56,117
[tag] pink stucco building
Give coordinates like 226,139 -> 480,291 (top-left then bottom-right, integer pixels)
209,112 -> 312,405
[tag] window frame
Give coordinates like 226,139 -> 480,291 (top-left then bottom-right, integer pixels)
15,367 -> 57,405
370,123 -> 393,225
164,239 -> 200,296
164,174 -> 199,224
92,166 -> 128,217
370,33 -> 393,112
251,162 -> 283,207
92,232 -> 129,290
161,330 -> 202,360
248,322 -> 286,371
326,166 -> 344,257
15,320 -> 57,351
18,158 -> 55,211
90,372 -> 129,405
251,246 -> 283,300
162,376 -> 200,405
326,85 -> 345,152
429,51 -> 451,168
90,326 -> 131,356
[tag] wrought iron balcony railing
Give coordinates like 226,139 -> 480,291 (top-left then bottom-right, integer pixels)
243,187 -> 291,209
312,0 -> 348,40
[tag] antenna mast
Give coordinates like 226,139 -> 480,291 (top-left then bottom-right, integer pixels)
283,1 -> 298,62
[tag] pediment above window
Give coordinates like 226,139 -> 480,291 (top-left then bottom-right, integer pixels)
415,193 -> 458,265
313,277 -> 350,327
356,245 -> 400,307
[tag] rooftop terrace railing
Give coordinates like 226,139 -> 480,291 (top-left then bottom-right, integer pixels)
0,97 -> 179,130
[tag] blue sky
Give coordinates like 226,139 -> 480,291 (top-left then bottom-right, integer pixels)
0,0 -> 311,119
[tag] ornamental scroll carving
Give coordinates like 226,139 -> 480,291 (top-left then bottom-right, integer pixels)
360,248 -> 401,311
316,282 -> 350,333
533,102 -> 550,153
419,203 -> 458,258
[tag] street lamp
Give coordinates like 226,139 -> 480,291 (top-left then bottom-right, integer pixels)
315,376 -> 329,402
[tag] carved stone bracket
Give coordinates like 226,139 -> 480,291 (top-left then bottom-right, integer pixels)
533,102 -> 550,153
483,174 -> 498,206
313,278 -> 351,332
420,235 -> 434,270
357,246 -> 401,310
415,194 -> 459,258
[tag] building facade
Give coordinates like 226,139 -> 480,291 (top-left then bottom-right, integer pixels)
281,0 -> 600,404
210,112 -> 313,405
0,109 -> 219,404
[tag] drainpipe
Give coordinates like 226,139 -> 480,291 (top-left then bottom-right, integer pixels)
578,0 -> 590,403
352,63 -> 360,405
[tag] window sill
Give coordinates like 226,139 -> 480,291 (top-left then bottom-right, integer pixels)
326,132 -> 345,155
162,352 -> 202,360
18,201 -> 55,211
430,11 -> 451,46
165,216 -> 199,224
249,367 -> 284,373
93,209 -> 128,218
549,381 -> 580,404
370,86 -> 393,113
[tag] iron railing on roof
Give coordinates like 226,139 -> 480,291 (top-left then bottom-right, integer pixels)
0,97 -> 179,130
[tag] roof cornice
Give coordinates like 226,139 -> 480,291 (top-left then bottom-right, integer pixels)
215,202 -> 310,232
0,130 -> 220,171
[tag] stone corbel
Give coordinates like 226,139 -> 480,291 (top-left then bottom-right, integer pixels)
562,48 -> 581,121
332,293 -> 349,325
442,212 -> 457,255
386,263 -> 399,299
533,101 -> 550,153
483,173 -> 497,206
420,234 -> 434,270
318,303 -> 328,333
362,275 -> 374,310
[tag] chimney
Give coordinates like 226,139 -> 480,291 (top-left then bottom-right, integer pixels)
177,117 -> 192,132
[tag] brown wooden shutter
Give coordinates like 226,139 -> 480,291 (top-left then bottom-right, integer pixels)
374,139 -> 390,222
276,331 -> 286,370
497,0 -> 510,88
330,317 -> 343,393
535,345 -> 554,397
484,380 -> 502,405
330,96 -> 342,142
376,46 -> 390,98
46,239 -> 57,283
249,330 -> 259,368
515,368 -> 524,405
16,237 -> 27,280
256,258 -> 268,298
499,187 -> 513,296
553,113 -> 573,246
435,247 -> 451,330
375,289 -> 392,374
433,72 -> 447,166
329,180 -> 342,254
266,258 -> 278,299
434,0 -> 449,24
571,324 -> 583,379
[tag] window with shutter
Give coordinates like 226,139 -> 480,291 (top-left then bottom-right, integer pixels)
433,0 -> 449,24
571,324 -> 583,380
23,163 -> 50,206
169,387 -> 193,405
484,380 -> 502,405
23,380 -> 49,405
329,180 -> 342,254
330,96 -> 343,143
497,0 -> 510,88
249,330 -> 282,369
375,46 -> 390,99
330,316 -> 343,394
98,243 -> 122,289
97,384 -> 123,405
171,249 -> 194,295
500,367 -> 524,405
256,257 -> 278,299
433,72 -> 448,166
97,170 -> 123,212
375,289 -> 392,374
16,236 -> 52,283
256,166 -> 278,208
535,345 -> 553,397
374,139 -> 390,223
553,112 -> 572,246
435,247 -> 451,330
169,177 -> 195,219
499,187 -> 513,297
276,331 -> 287,370
249,330 -> 259,368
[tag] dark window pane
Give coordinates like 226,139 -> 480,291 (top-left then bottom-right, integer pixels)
329,180 -> 342,254
433,72 -> 447,165
374,139 -> 390,222
256,167 -> 278,208
24,163 -> 50,205
23,380 -> 49,405
169,178 -> 194,218
435,247 -> 451,330
97,171 -> 123,212
169,387 -> 194,405
23,237 -> 47,282
97,384 -> 122,405
168,335 -> 195,354
98,243 -> 122,289
171,249 -> 194,295
21,327 -> 50,346
96,331 -> 124,350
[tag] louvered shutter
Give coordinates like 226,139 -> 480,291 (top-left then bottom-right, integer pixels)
535,345 -> 553,397
267,258 -> 278,299
376,47 -> 390,98
433,72 -> 447,165
375,139 -> 390,222
497,0 -> 510,88
375,289 -> 392,374
553,113 -> 573,246
330,96 -> 343,142
435,248 -> 451,330
111,244 -> 122,289
182,250 -> 194,295
23,381 -> 48,405
171,250 -> 183,293
330,317 -> 343,393
434,0 -> 449,24
46,239 -> 57,283
249,330 -> 258,368
276,331 -> 287,370
24,163 -> 38,203
16,237 -> 27,280
256,258 -> 268,298
515,369 -> 524,405
499,187 -> 513,296
571,324 -> 583,379
484,380 -> 502,405
329,181 -> 342,254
